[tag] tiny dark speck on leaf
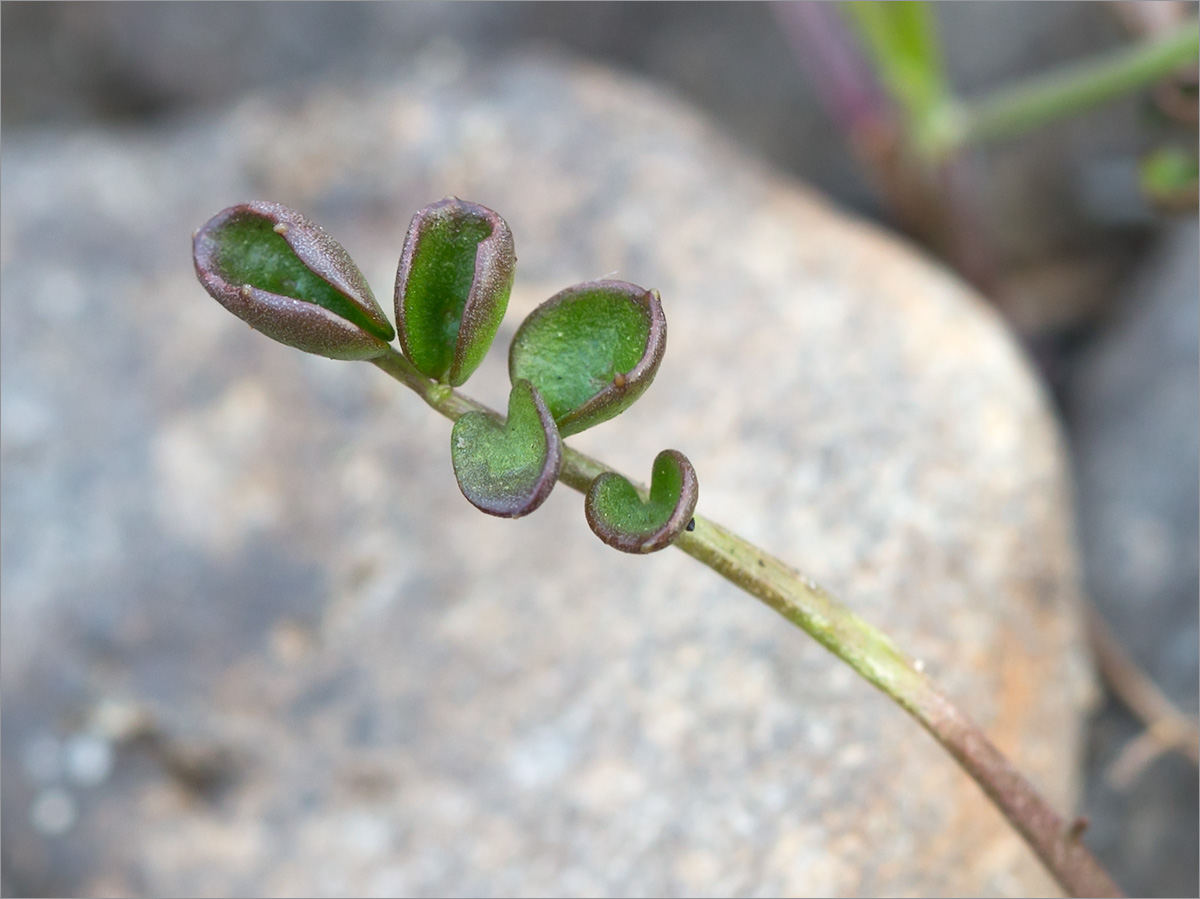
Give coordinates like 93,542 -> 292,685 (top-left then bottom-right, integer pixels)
757,559 -> 765,567
685,518 -> 695,531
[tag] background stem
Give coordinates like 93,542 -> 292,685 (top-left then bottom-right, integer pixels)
370,346 -> 1121,897
950,19 -> 1200,151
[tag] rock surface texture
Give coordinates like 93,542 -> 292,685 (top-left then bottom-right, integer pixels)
1,56 -> 1091,896
1069,220 -> 1200,898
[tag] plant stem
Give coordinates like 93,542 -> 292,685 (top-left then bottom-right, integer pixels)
670,516 -> 1118,898
946,19 -> 1200,152
370,345 -> 1121,897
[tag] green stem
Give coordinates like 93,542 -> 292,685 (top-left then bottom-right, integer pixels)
370,345 -> 1120,897
946,19 -> 1199,152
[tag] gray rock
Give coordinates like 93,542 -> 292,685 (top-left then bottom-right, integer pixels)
1069,220 -> 1199,705
1,56 -> 1091,896
1068,219 -> 1199,898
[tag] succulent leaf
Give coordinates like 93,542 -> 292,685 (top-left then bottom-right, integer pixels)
508,280 -> 665,437
451,380 -> 562,518
395,199 -> 515,385
193,201 -> 395,360
585,449 -> 698,553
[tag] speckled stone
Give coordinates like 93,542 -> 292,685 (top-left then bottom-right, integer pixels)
1,55 -> 1091,897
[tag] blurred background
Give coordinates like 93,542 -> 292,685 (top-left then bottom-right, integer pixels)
2,2 -> 1196,895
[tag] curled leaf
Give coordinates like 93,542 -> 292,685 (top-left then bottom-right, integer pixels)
451,380 -> 562,518
508,280 -> 666,437
193,201 -> 395,360
395,198 -> 515,385
585,449 -> 698,553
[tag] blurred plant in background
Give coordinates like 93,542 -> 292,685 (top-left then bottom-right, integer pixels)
776,1 -> 1198,292
768,5 -> 1200,892
776,5 -> 1200,893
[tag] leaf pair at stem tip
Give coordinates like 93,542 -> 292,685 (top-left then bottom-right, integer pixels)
191,198 -> 513,372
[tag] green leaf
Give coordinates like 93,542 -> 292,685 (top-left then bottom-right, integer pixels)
585,449 -> 698,554
1140,147 -> 1199,210
451,380 -> 562,518
395,198 -> 515,385
193,202 -> 396,360
843,1 -> 954,149
508,280 -> 666,437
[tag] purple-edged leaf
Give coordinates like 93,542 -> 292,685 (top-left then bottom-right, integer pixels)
585,450 -> 698,553
451,380 -> 562,519
193,201 -> 395,360
508,280 -> 665,437
395,198 -> 515,385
